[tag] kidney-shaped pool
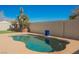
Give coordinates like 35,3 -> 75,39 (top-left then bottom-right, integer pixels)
12,34 -> 69,52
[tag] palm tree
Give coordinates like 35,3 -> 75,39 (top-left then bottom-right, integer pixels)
69,8 -> 79,20
18,7 -> 30,32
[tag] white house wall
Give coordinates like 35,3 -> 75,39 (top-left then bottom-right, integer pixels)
0,21 -> 11,31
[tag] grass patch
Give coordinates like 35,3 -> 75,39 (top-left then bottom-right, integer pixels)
0,30 -> 15,34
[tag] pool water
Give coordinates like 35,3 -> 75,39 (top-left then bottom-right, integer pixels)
12,34 -> 69,52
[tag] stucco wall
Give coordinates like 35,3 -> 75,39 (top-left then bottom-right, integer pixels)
30,20 -> 79,39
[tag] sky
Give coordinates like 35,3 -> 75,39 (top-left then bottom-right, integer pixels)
0,5 -> 78,22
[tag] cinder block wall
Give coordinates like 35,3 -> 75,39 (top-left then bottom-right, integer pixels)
64,20 -> 79,39
30,21 -> 64,37
30,20 -> 79,39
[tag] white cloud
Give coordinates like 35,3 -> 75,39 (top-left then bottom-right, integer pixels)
0,11 -> 15,21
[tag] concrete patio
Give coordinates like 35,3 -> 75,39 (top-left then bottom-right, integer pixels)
0,32 -> 79,54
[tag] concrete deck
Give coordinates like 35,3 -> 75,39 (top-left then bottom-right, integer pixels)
0,32 -> 79,54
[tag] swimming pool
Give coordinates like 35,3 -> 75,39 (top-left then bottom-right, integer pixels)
12,34 -> 69,52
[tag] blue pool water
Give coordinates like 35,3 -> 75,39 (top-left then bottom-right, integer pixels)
12,34 -> 69,52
